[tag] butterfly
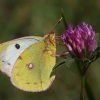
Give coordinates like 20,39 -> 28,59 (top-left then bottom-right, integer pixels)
0,18 -> 62,92
0,33 -> 56,92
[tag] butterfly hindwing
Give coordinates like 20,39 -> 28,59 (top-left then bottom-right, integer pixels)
0,36 -> 43,76
11,41 -> 56,92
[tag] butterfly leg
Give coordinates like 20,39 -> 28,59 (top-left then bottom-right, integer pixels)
50,51 -> 60,57
42,47 -> 60,57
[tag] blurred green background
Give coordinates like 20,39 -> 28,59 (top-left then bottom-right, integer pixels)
0,0 -> 100,100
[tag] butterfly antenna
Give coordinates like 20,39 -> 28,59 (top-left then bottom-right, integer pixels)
50,17 -> 62,33
44,17 -> 62,40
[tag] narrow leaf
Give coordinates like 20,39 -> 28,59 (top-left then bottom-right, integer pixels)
96,33 -> 100,47
53,59 -> 65,70
85,77 -> 95,100
61,8 -> 68,29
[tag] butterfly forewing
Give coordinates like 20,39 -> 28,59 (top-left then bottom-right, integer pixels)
0,36 -> 43,76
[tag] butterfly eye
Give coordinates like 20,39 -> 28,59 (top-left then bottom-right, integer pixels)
15,44 -> 20,49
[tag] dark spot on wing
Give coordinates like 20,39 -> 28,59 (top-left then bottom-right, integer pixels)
7,63 -> 10,65
2,60 -> 5,62
17,73 -> 20,76
26,82 -> 30,84
42,47 -> 48,53
34,82 -> 37,85
15,44 -> 20,49
18,56 -> 22,60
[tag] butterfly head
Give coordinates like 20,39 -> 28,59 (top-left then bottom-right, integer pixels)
44,32 -> 56,46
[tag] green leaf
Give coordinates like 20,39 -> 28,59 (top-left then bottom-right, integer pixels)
90,47 -> 100,61
65,57 -> 75,68
53,59 -> 65,70
61,9 -> 68,29
96,33 -> 100,47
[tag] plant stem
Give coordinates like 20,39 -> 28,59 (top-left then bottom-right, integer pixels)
80,75 -> 85,100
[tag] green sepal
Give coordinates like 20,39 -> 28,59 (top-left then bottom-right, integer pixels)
90,47 -> 100,61
65,57 -> 75,68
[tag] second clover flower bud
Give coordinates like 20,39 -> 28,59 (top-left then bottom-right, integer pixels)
61,22 -> 96,60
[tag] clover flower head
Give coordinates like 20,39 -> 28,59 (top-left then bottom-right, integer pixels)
61,22 -> 96,59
